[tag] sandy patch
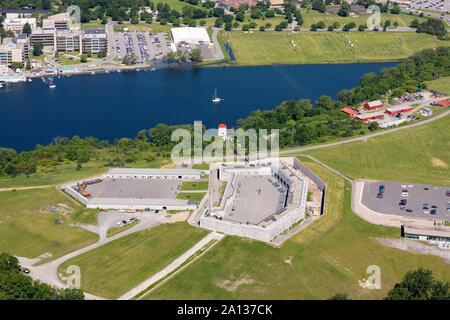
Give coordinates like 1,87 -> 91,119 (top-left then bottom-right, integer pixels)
160,163 -> 176,169
431,157 -> 448,169
215,274 -> 257,292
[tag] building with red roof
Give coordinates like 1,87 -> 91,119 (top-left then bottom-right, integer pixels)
341,107 -> 358,117
435,99 -> 450,107
364,100 -> 383,110
385,106 -> 414,115
355,111 -> 385,122
218,0 -> 257,9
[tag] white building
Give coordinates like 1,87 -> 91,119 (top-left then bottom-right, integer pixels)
420,107 -> 433,117
171,27 -> 211,45
4,18 -> 36,33
218,123 -> 227,141
105,168 -> 204,180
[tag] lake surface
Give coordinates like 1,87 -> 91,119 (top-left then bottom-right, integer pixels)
0,63 -> 398,151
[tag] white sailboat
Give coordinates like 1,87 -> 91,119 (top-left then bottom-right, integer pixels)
212,88 -> 223,103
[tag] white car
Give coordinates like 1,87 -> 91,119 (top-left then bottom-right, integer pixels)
401,193 -> 409,197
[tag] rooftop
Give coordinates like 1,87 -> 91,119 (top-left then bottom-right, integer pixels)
107,168 -> 204,176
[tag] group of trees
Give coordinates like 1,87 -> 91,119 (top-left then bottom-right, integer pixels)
0,253 -> 84,300
411,18 -> 447,39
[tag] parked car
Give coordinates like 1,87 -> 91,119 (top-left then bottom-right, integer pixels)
406,209 -> 413,213
430,209 -> 437,215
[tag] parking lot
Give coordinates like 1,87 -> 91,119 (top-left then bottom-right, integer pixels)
85,178 -> 182,199
361,181 -> 450,221
113,31 -> 173,62
410,0 -> 449,12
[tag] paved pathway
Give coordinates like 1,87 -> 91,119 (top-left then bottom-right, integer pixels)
19,211 -> 189,300
118,232 -> 224,300
211,27 -> 225,61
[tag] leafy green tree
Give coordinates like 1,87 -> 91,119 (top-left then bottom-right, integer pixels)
328,293 -> 350,300
385,268 -> 449,300
33,41 -> 43,56
312,0 -> 326,13
338,2 -> 351,17
391,4 -> 401,14
22,22 -> 32,35
80,54 -> 88,63
190,48 -> 203,63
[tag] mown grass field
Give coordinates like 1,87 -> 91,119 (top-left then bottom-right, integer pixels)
0,188 -> 98,259
176,192 -> 207,201
180,181 -> 209,190
144,157 -> 450,300
426,76 -> 450,95
302,114 -> 450,186
58,222 -> 209,299
299,9 -> 427,28
224,31 -> 448,65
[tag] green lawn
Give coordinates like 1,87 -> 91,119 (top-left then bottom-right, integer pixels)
300,9 -> 427,28
225,31 -> 448,65
0,188 -> 98,259
180,181 -> 209,191
144,158 -> 450,300
301,114 -> 450,186
0,163 -> 108,188
176,192 -> 207,201
193,163 -> 210,170
58,222 -> 209,299
426,76 -> 450,95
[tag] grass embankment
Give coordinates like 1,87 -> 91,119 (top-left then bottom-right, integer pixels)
0,188 -> 98,259
193,163 -> 210,170
426,76 -> 450,95
301,114 -> 450,186
107,220 -> 140,237
176,192 -> 206,201
180,181 -> 209,191
225,31 -> 447,65
144,157 -> 450,300
58,222 -> 209,299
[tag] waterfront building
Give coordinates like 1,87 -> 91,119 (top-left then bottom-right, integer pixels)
171,27 -> 211,45
82,29 -> 108,54
56,29 -> 81,53
0,36 -> 29,65
31,28 -> 56,49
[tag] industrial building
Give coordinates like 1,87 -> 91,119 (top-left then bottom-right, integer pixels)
105,168 -> 204,180
385,106 -> 414,115
364,100 -> 384,110
171,27 -> 211,45
355,111 -> 385,122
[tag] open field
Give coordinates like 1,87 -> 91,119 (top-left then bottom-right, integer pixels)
144,158 -> 450,300
300,9 -> 428,28
176,192 -> 207,201
58,222 -> 209,299
224,31 -> 448,65
301,114 -> 450,186
180,181 -> 209,191
426,76 -> 450,95
0,188 -> 98,259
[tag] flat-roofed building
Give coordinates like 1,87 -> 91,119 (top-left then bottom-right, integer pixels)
0,9 -> 51,19
56,29 -> 81,53
4,18 -> 36,33
0,40 -> 27,65
171,27 -> 210,45
31,28 -> 56,48
82,28 -> 108,54
43,12 -> 71,30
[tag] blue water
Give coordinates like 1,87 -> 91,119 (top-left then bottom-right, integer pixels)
0,63 -> 397,151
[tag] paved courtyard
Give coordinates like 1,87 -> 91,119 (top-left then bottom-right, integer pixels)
86,179 -> 181,199
361,181 -> 449,221
224,175 -> 287,225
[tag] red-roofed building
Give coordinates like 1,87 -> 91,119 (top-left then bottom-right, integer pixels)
341,107 -> 358,117
385,106 -> 414,115
218,123 -> 227,128
435,99 -> 450,107
364,100 -> 383,110
355,111 -> 385,122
